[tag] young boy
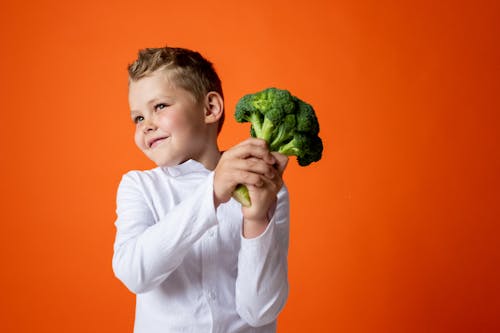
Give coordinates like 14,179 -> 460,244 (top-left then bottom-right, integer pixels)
112,46 -> 290,333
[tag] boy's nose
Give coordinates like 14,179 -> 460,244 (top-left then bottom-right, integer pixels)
143,119 -> 157,133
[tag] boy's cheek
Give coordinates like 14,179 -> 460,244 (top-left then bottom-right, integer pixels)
134,132 -> 146,151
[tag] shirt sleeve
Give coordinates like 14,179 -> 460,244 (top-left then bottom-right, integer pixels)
112,171 -> 218,294
235,185 -> 290,327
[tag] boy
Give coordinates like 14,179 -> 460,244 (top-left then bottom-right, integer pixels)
112,46 -> 290,333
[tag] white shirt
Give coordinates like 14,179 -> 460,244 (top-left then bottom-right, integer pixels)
112,159 -> 290,333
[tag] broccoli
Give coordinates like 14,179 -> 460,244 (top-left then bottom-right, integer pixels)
278,133 -> 324,166
232,87 -> 323,207
234,87 -> 296,142
295,98 -> 319,135
270,114 -> 296,151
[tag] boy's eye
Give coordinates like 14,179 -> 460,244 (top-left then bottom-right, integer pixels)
155,103 -> 168,111
133,115 -> 144,124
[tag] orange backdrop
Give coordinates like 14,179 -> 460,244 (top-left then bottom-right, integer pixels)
1,0 -> 499,332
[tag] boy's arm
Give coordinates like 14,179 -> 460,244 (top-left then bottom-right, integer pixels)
214,140 -> 290,327
235,184 -> 290,327
114,138 -> 279,295
112,171 -> 217,294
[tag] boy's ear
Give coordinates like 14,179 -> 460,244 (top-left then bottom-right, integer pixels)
203,91 -> 224,125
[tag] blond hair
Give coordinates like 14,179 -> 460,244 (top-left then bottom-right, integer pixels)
128,46 -> 225,132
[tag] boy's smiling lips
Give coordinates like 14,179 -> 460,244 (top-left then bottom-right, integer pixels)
147,136 -> 169,148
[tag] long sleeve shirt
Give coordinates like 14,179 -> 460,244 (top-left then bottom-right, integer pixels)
112,159 -> 290,333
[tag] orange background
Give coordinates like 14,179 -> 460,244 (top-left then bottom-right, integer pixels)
1,0 -> 499,332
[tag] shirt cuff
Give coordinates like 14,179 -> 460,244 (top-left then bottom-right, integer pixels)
239,217 -> 276,258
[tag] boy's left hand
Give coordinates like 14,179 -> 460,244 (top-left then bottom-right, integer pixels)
242,152 -> 288,238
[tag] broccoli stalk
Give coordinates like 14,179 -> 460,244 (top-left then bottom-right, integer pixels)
232,87 -> 323,207
270,114 -> 296,151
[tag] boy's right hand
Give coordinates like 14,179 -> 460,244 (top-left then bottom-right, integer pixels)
213,138 -> 277,208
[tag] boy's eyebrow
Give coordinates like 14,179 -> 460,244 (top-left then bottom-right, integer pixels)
146,97 -> 162,105
130,95 -> 174,115
130,97 -> 162,114
148,95 -> 174,103
130,109 -> 144,117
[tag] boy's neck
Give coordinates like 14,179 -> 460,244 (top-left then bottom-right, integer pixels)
194,144 -> 222,171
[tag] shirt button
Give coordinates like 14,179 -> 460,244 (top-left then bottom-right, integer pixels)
208,291 -> 216,300
208,230 -> 215,237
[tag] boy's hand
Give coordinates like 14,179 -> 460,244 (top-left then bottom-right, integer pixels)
213,138 -> 277,207
241,152 -> 288,238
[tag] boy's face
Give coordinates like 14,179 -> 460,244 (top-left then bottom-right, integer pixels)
128,70 -> 213,167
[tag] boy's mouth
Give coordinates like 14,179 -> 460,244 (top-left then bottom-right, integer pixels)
148,136 -> 169,148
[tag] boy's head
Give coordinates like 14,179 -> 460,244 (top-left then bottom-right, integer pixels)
128,46 -> 225,132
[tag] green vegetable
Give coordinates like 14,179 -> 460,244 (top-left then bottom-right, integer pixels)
233,87 -> 323,207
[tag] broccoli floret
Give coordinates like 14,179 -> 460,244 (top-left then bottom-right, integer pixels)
278,133 -> 323,166
295,99 -> 320,135
235,87 -> 295,142
234,94 -> 264,136
232,87 -> 323,207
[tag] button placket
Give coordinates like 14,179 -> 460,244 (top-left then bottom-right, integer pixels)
201,227 -> 218,305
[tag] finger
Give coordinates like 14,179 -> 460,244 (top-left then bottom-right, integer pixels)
228,157 -> 276,183
231,137 -> 267,150
249,174 -> 282,194
228,139 -> 275,164
235,170 -> 265,187
244,157 -> 277,179
267,168 -> 284,190
271,152 -> 289,176
240,137 -> 268,147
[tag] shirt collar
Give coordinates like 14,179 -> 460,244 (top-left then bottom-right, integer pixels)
163,159 -> 209,177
